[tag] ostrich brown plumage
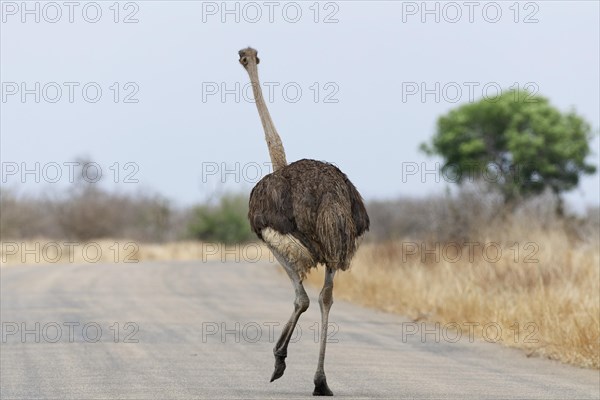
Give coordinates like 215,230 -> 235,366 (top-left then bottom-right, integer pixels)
239,47 -> 369,396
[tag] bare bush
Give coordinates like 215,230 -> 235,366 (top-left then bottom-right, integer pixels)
1,185 -> 184,242
366,183 -> 505,243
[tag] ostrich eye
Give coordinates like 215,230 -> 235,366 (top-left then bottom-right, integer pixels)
256,57 -> 260,64
241,57 -> 248,64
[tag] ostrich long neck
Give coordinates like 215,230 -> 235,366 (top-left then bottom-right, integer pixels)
245,61 -> 288,171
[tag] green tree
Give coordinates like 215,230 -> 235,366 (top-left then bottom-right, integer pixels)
421,89 -> 596,210
187,193 -> 254,244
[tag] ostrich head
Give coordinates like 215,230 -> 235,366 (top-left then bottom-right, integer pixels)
239,47 -> 260,69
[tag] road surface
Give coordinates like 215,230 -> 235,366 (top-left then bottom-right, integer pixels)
1,261 -> 598,399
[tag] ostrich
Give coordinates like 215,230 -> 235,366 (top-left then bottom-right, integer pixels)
238,47 -> 369,396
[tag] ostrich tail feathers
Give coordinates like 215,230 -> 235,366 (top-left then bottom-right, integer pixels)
316,194 -> 356,271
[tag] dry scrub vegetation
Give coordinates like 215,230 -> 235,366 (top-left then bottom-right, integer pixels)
309,191 -> 600,369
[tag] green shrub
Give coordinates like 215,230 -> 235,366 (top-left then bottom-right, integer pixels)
187,193 -> 254,244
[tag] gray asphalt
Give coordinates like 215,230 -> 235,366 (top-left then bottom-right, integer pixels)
1,261 -> 598,399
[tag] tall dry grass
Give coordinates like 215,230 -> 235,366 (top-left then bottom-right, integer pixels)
306,212 -> 600,369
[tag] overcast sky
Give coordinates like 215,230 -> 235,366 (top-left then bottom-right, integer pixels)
1,1 -> 598,212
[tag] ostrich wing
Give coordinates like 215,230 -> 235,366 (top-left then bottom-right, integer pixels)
248,173 -> 296,239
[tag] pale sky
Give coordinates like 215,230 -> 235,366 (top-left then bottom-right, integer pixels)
1,1 -> 599,212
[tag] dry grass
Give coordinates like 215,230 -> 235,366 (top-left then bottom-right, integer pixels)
2,212 -> 597,370
306,216 -> 600,369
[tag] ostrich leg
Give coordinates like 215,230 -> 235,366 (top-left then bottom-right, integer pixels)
269,251 -> 310,382
313,267 -> 336,396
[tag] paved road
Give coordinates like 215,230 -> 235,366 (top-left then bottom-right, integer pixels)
1,261 -> 598,399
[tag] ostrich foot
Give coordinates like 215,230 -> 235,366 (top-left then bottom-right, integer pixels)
313,376 -> 333,396
270,355 -> 286,382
